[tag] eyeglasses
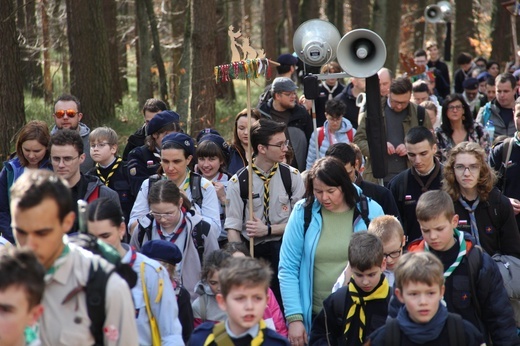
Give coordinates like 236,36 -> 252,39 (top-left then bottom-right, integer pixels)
389,97 -> 409,107
454,164 -> 480,174
90,142 -> 110,149
150,211 -> 177,220
51,156 -> 79,165
281,91 -> 297,97
265,140 -> 290,149
326,115 -> 342,123
54,109 -> 78,119
447,105 -> 463,111
384,246 -> 403,259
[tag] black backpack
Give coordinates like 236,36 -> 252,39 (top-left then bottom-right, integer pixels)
384,313 -> 466,345
68,233 -> 137,346
148,171 -> 203,209
136,211 -> 211,264
236,163 -> 293,219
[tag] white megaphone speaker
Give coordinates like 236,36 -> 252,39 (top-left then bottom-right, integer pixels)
425,1 -> 452,23
336,29 -> 387,78
293,19 -> 341,67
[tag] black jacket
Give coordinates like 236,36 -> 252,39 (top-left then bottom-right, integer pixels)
122,125 -> 146,161
126,144 -> 161,197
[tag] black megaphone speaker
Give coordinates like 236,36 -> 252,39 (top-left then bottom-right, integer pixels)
293,19 -> 341,67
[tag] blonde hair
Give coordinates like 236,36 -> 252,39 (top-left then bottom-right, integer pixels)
368,215 -> 404,244
89,127 -> 118,146
394,252 -> 444,290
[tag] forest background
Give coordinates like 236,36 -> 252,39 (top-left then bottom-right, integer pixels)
0,0 -> 517,165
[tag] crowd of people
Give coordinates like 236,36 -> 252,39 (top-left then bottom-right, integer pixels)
1,43 -> 520,345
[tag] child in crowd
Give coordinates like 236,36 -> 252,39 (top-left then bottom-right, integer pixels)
367,252 -> 485,345
0,248 -> 45,346
388,190 -> 519,345
333,215 -> 405,291
310,231 -> 391,345
141,239 -> 194,344
192,250 -> 230,326
188,257 -> 289,345
223,242 -> 288,337
88,126 -> 134,229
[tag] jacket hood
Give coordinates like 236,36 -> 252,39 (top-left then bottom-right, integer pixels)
50,122 -> 91,138
323,117 -> 354,133
194,280 -> 216,296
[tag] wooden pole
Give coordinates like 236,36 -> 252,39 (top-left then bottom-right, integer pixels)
246,78 -> 254,257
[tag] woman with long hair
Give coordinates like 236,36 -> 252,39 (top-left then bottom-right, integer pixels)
278,157 -> 384,344
435,94 -> 490,162
443,141 -> 520,256
228,108 -> 260,175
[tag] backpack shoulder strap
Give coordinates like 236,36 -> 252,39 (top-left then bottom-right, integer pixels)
86,257 -> 113,346
466,245 -> 483,319
384,318 -> 400,346
346,128 -> 354,142
501,138 -> 514,191
358,193 -> 371,228
303,201 -> 314,236
417,105 -> 425,127
483,102 -> 492,125
190,172 -> 203,209
137,214 -> 154,247
279,163 -> 293,201
207,322 -> 235,346
447,313 -> 466,345
317,127 -> 325,149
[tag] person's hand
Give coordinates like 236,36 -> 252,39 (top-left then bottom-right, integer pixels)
395,144 -> 408,156
245,216 -> 267,237
387,142 -> 396,155
213,181 -> 226,204
288,321 -> 308,346
510,198 -> 520,215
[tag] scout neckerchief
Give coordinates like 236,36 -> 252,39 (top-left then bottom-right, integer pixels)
179,168 -> 191,192
322,81 -> 339,100
458,196 -> 481,246
251,162 -> 279,224
126,246 -> 138,268
203,319 -> 267,346
156,207 -> 187,244
344,276 -> 389,343
44,243 -> 71,283
96,157 -> 123,186
410,158 -> 441,193
425,228 -> 466,278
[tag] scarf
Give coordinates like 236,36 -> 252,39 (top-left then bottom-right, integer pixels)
251,162 -> 279,224
204,319 -> 267,346
44,243 -> 71,283
96,157 -> 123,186
156,208 -> 187,244
322,81 -> 339,100
410,158 -> 441,193
458,196 -> 481,246
344,276 -> 389,343
425,229 -> 466,278
396,303 -> 448,343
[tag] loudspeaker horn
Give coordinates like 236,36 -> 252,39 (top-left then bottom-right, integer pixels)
437,1 -> 453,21
336,29 -> 387,78
293,19 -> 341,67
424,4 -> 442,23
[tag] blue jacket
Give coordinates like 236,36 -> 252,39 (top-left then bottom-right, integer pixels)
306,117 -> 356,170
388,232 -> 519,345
279,185 -> 384,334
0,157 -> 52,242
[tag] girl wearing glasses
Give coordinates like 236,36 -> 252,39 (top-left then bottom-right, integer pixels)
0,121 -> 52,243
130,179 -> 219,300
443,141 -> 520,257
435,94 -> 490,162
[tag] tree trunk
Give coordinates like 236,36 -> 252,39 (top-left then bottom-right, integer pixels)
490,2 -> 512,64
189,0 -> 216,135
0,0 -> 25,163
118,1 -> 129,95
41,0 -> 53,103
413,0 -> 427,51
299,0 -> 320,25
262,0 -> 282,86
135,0 -> 153,109
144,0 -> 168,105
215,0 -> 235,101
177,2 -> 191,125
51,0 -> 69,92
454,0 -> 476,58
170,0 -> 187,108
373,0 -> 402,73
103,0 -> 122,104
65,0 -> 114,126
350,0 -> 371,31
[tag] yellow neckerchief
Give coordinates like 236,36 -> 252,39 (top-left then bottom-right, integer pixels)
204,319 -> 266,346
96,157 -> 123,186
251,161 -> 279,224
344,276 -> 389,343
178,168 -> 191,192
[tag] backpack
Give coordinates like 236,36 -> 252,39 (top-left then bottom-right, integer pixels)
68,233 -> 138,346
236,164 -> 293,219
384,313 -> 466,345
497,137 -> 514,192
148,172 -> 203,209
481,102 -> 492,126
317,126 -> 354,149
136,212 -> 211,264
302,193 -> 371,236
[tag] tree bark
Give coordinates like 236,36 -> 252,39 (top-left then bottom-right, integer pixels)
189,0 -> 216,135
0,0 -> 25,164
413,0 -> 427,51
350,0 -> 371,31
41,0 -> 53,103
299,0 -> 320,25
454,0 -> 476,58
177,2 -> 191,125
170,0 -> 188,108
490,2 -> 511,64
215,0 -> 236,101
262,0 -> 282,86
144,0 -> 168,105
118,1 -> 129,95
65,0 -> 114,126
103,0 -> 122,104
135,0 -> 153,109
373,0 -> 402,73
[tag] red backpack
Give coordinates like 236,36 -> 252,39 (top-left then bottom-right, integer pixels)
317,126 -> 354,149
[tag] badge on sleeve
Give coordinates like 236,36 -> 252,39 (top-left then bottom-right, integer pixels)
104,325 -> 120,341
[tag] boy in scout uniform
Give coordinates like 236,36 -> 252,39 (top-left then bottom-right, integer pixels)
225,118 -> 305,310
10,170 -> 138,345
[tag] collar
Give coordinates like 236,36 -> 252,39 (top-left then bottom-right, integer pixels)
98,156 -> 117,169
49,242 -> 75,285
225,319 -> 260,339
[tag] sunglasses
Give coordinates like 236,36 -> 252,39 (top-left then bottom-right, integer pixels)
54,109 -> 78,119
